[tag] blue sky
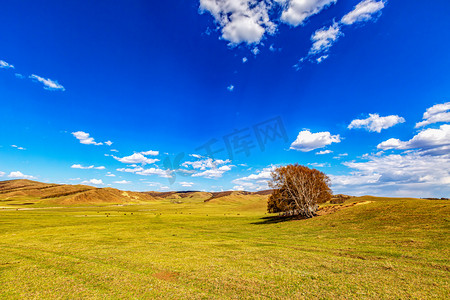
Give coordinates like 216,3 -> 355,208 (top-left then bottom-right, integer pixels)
1,0 -> 449,197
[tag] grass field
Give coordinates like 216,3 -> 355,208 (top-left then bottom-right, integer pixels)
0,195 -> 448,299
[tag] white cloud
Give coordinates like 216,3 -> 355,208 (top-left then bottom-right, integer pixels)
81,179 -> 104,185
309,23 -> 342,55
290,130 -> 340,152
29,74 -> 65,91
199,0 -> 276,45
0,171 -> 5,177
11,145 -> 26,150
105,140 -> 113,146
251,47 -> 260,55
377,124 -> 450,155
117,166 -> 171,178
333,153 -> 348,159
192,165 -> 232,178
179,182 -> 194,187
348,113 -> 405,133
140,150 -> 159,156
106,172 -> 116,177
227,84 -> 234,91
316,55 -> 328,63
182,157 -> 233,178
182,158 -> 231,170
309,162 -> 330,167
113,153 -> 160,165
415,102 -> 450,128
341,0 -> 385,25
316,150 -> 332,155
232,165 -> 275,191
113,180 -> 130,184
72,131 -> 103,146
7,171 -> 36,180
71,164 -> 106,170
298,0 -> 386,65
330,151 -> 450,197
279,0 -> 336,27
242,57 -> 248,63
110,149 -> 119,152
0,60 -> 14,69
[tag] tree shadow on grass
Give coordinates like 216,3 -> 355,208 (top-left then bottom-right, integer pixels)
251,215 -> 309,225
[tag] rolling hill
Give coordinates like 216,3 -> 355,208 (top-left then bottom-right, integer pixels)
0,179 -> 156,205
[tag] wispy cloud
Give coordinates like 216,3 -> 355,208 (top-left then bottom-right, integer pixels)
113,153 -> 159,165
29,74 -> 65,91
113,180 -> 130,184
71,164 -> 106,170
298,0 -> 386,64
11,145 -> 26,150
0,60 -> 14,69
341,0 -> 386,25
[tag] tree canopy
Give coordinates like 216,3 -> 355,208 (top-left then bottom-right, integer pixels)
268,164 -> 332,218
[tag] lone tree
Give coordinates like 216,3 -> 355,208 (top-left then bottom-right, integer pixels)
268,164 -> 332,218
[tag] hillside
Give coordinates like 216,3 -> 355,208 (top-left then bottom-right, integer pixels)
0,179 -> 155,205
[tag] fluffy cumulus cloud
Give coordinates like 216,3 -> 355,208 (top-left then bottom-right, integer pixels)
81,179 -> 104,185
199,0 -> 340,45
415,102 -> 450,128
377,124 -> 450,155
29,74 -> 65,91
348,113 -> 405,133
71,164 -> 106,170
179,182 -> 194,187
0,60 -> 14,69
330,151 -> 450,197
8,171 -> 36,180
341,0 -> 385,25
232,165 -> 275,190
290,130 -> 340,152
72,131 -> 103,146
199,0 -> 276,45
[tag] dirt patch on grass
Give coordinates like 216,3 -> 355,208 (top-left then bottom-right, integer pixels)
153,271 -> 179,281
317,201 -> 372,216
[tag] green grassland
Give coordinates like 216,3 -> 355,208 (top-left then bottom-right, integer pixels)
0,195 -> 448,299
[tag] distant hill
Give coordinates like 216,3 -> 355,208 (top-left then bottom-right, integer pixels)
0,179 -> 155,205
0,179 -> 274,205
143,189 -> 274,202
